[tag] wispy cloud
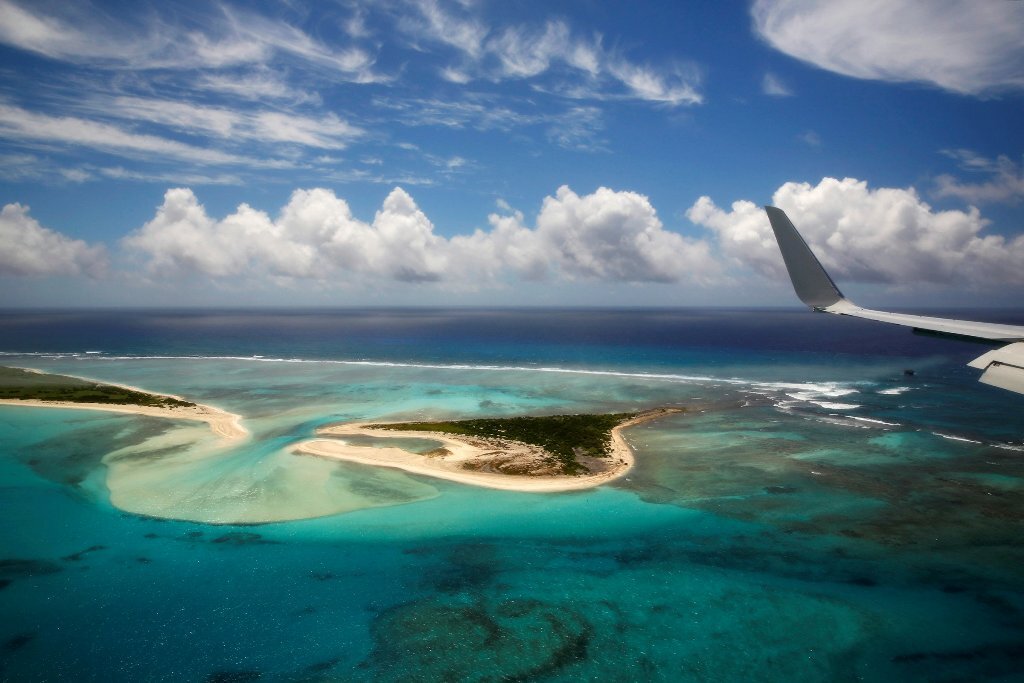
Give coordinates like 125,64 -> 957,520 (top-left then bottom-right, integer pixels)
398,1 -> 703,106
374,95 -> 606,151
934,149 -> 1024,204
0,103 -> 262,165
0,0 -> 386,82
752,0 -> 1024,96
762,72 -> 792,96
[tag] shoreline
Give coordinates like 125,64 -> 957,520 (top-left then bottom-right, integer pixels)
294,407 -> 682,492
0,398 -> 248,441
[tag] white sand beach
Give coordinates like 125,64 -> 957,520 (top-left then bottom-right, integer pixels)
0,399 -> 248,441
295,408 -> 681,492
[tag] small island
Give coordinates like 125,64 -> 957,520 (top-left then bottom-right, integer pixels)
0,366 -> 247,440
295,407 -> 682,492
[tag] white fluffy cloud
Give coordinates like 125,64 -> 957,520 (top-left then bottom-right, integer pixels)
533,186 -> 715,283
688,177 -> 1024,286
0,203 -> 107,277
123,185 -> 717,287
752,0 -> 1024,95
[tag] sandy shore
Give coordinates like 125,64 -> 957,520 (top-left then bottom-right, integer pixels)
0,367 -> 248,440
295,407 -> 682,492
0,399 -> 248,441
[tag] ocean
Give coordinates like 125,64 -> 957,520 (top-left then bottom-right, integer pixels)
1,308 -> 1022,682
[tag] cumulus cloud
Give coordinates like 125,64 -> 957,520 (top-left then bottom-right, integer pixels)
752,0 -> 1024,95
533,186 -> 715,282
123,185 -> 718,287
688,177 -> 1024,287
934,150 -> 1024,204
0,203 -> 107,277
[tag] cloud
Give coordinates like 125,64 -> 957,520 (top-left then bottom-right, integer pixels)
195,69 -> 321,105
762,72 -> 792,96
531,186 -> 716,283
688,176 -> 1024,287
403,0 -> 488,59
0,203 -> 107,277
752,0 -> 1024,95
400,1 -> 702,106
123,185 -> 719,287
374,96 -> 606,150
0,103 -> 278,166
934,150 -> 1024,204
798,130 -> 821,147
0,0 -> 383,82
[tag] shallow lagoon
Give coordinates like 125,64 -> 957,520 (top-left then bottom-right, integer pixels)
1,309 -> 1022,681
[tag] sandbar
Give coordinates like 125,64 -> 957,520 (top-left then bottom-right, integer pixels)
295,408 -> 681,492
0,389 -> 246,438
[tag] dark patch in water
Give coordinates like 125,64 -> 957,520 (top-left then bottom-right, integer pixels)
135,557 -> 153,564
364,596 -> 590,682
845,576 -> 878,587
205,671 -> 262,683
892,641 -> 1024,679
305,657 -> 341,673
211,532 -> 278,546
3,632 -> 35,653
0,579 -> 10,591
294,606 -> 317,616
423,543 -> 500,594
764,485 -> 799,495
61,544 -> 107,562
19,420 -> 168,486
309,571 -> 335,581
143,533 -> 159,539
0,558 -> 63,579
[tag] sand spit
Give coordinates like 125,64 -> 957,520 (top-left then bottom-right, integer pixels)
0,398 -> 247,441
295,407 -> 682,492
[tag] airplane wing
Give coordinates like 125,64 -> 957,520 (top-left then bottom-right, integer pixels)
764,206 -> 1024,395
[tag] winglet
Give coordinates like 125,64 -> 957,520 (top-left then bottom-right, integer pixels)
764,206 -> 846,310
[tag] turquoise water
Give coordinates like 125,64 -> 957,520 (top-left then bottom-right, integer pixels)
1,310 -> 1022,681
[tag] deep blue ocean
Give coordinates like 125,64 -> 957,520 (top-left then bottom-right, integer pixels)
1,308 -> 1022,682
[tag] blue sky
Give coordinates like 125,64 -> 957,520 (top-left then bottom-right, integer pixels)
0,0 -> 1022,307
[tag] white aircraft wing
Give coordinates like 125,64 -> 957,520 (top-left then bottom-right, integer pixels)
764,206 -> 1024,395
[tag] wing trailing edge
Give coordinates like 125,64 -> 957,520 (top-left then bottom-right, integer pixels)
764,206 -> 1024,396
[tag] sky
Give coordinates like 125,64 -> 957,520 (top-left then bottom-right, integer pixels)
0,0 -> 1022,308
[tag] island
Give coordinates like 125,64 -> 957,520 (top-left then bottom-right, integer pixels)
0,366 -> 247,440
295,407 -> 683,492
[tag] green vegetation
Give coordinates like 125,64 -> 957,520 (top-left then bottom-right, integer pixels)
0,366 -> 195,409
368,412 -> 639,475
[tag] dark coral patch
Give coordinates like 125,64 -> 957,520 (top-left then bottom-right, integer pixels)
205,671 -> 262,683
211,532 -> 278,546
3,632 -> 35,653
364,596 -> 590,682
0,558 -> 63,580
61,545 -> 107,562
